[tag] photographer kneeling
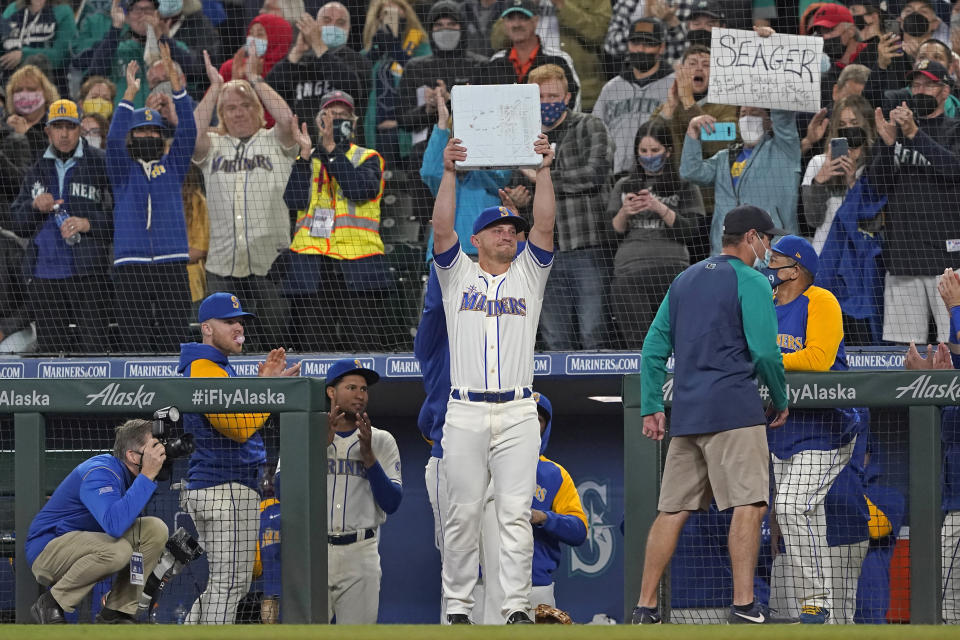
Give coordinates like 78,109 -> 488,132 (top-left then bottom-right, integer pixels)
26,419 -> 169,624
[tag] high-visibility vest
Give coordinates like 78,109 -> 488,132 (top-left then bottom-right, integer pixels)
290,144 -> 385,260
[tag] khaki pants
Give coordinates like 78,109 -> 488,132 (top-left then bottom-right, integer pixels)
31,516 -> 168,614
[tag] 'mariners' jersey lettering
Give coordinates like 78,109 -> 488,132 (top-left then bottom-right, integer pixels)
459,286 -> 527,317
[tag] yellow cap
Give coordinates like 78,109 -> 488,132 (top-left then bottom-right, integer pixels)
47,99 -> 80,125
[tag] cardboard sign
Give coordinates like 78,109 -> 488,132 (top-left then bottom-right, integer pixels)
708,28 -> 823,112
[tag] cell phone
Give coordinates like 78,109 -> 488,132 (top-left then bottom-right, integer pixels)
701,122 -> 737,141
830,137 -> 849,158
884,18 -> 901,36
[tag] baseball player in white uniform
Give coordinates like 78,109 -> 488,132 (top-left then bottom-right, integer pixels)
431,132 -> 555,625
322,358 -> 403,623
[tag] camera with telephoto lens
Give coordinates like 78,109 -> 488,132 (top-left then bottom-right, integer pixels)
151,406 -> 194,482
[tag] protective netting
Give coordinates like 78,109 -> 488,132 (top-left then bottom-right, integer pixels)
0,0 -> 956,355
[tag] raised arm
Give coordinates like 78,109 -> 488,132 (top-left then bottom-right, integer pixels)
527,133 -> 555,252
243,50 -> 295,148
431,136 -> 464,255
193,50 -> 223,163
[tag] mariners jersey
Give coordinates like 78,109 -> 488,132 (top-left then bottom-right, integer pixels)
767,285 -> 867,459
433,241 -> 552,391
328,427 -> 402,534
195,127 -> 298,278
258,497 -> 282,597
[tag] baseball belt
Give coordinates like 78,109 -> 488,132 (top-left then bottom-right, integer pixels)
450,387 -> 533,403
327,528 -> 377,545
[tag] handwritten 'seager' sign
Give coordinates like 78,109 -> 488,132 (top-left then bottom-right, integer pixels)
708,28 -> 823,113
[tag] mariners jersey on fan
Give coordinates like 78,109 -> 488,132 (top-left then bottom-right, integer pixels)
328,427 -> 402,534
433,241 -> 552,391
177,343 -> 268,490
766,285 -> 867,459
532,411 -> 587,587
414,264 -> 449,458
26,454 -> 158,566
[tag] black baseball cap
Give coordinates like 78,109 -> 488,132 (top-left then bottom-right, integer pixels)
907,59 -> 950,85
501,0 -> 537,19
628,18 -> 665,45
689,0 -> 725,20
722,205 -> 787,236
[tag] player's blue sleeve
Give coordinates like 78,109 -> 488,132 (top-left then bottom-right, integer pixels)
79,468 -> 158,538
367,462 -> 402,514
526,238 -> 553,265
433,242 -> 459,269
949,307 -> 960,369
414,265 -> 445,364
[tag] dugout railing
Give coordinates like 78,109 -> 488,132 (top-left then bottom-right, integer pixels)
1,377 -> 329,624
624,370 -> 954,625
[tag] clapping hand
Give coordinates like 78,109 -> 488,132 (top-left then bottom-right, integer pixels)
356,412 -> 376,467
874,107 -> 897,146
203,49 -> 223,87
292,115 -> 312,157
257,347 -> 301,377
906,341 -> 954,370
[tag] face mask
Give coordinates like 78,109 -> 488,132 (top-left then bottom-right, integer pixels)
853,14 -> 868,31
759,266 -> 793,288
152,81 -> 174,97
686,29 -> 712,48
637,152 -> 667,174
837,126 -> 867,148
332,118 -> 354,145
822,36 -> 845,62
910,92 -> 939,118
540,100 -> 566,127
82,97 -> 113,118
902,13 -> 930,38
321,25 -> 348,48
628,51 -> 659,73
128,135 -> 165,162
739,115 -> 766,145
749,234 -> 771,270
246,36 -> 268,58
820,53 -> 832,74
13,90 -> 45,115
432,28 -> 461,51
84,134 -> 103,149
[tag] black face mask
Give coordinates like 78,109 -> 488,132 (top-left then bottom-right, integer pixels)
903,13 -> 930,38
332,118 -> 354,146
837,126 -> 867,148
628,51 -> 659,73
686,29 -> 712,48
853,15 -> 868,31
822,36 -> 845,61
909,92 -> 939,117
127,136 -> 165,162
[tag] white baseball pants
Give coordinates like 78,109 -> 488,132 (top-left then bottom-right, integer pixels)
943,510 -> 960,624
770,441 -> 853,615
181,483 -> 259,624
426,456 -> 448,623
827,540 -> 868,623
328,535 -> 380,623
441,397 -> 539,619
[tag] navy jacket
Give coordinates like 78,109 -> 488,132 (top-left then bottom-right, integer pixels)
10,140 -> 112,278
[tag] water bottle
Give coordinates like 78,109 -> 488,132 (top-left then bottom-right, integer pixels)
173,602 -> 187,624
53,204 -> 80,246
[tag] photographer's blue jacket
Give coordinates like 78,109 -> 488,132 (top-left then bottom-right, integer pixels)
9,140 -> 112,279
26,453 -> 158,566
107,90 -> 195,267
177,342 -> 267,490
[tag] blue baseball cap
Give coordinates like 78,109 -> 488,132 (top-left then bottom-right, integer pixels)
326,358 -> 380,387
533,391 -> 552,420
129,107 -> 164,131
772,234 -> 819,277
198,292 -> 257,322
472,205 -> 530,236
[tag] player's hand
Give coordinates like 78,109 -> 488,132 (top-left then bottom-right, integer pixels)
939,268 -> 960,310
328,404 -> 345,445
642,412 -> 666,440
530,509 -> 547,526
534,133 -> 553,170
687,114 -> 716,140
356,412 -> 376,468
140,437 -> 167,481
443,136 -> 466,172
767,405 -> 789,428
875,107 -> 897,146
934,342 -> 955,369
258,347 -> 299,377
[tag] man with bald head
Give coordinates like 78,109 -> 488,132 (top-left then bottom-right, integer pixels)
266,2 -> 370,140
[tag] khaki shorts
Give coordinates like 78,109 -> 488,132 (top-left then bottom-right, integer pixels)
658,425 -> 769,512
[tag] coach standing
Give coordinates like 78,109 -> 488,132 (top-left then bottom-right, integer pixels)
632,205 -> 790,625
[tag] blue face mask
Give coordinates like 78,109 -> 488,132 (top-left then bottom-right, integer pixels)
246,36 -> 268,58
760,266 -> 784,288
638,152 -> 667,174
321,25 -> 348,48
749,234 -> 771,270
540,100 -> 566,127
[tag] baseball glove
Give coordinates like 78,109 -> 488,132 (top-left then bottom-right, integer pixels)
535,603 -> 573,624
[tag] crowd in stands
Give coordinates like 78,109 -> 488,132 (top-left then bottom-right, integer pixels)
0,0 -> 960,355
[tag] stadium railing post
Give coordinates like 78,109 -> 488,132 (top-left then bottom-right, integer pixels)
909,405 -> 942,624
14,412 -> 44,623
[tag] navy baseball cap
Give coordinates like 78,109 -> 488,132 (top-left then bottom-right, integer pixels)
772,234 -> 819,277
326,358 -> 380,387
198,292 -> 257,322
533,391 -> 552,420
722,205 -> 788,236
472,205 -> 530,236
129,107 -> 164,130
